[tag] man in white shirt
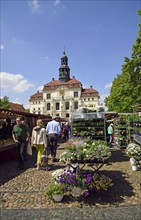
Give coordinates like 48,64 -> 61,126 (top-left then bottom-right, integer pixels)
46,117 -> 61,162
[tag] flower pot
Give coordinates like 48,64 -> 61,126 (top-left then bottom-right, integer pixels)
52,194 -> 64,202
130,157 -> 136,166
71,186 -> 82,197
132,165 -> 138,171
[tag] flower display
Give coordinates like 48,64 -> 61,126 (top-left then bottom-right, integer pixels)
59,139 -> 111,163
49,168 -> 113,198
127,142 -> 141,162
59,169 -> 84,189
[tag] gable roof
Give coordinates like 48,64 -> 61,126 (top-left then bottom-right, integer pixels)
81,87 -> 99,97
29,91 -> 43,101
9,102 -> 25,112
43,78 -> 82,91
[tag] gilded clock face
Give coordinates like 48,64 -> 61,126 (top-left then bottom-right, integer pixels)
60,89 -> 65,96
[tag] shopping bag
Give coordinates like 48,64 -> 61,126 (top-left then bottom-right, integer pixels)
40,149 -> 48,168
27,143 -> 32,156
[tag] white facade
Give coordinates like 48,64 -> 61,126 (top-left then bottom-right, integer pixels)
29,51 -> 100,120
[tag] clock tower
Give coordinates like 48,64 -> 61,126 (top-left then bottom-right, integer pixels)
59,50 -> 70,82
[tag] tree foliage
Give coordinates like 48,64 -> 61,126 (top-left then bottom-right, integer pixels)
105,10 -> 141,113
0,96 -> 10,109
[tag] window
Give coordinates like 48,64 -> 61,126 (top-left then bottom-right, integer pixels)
66,113 -> 69,118
65,102 -> 69,110
74,101 -> 78,109
47,94 -> 51,99
47,103 -> 50,110
56,102 -> 60,110
74,91 -> 78,97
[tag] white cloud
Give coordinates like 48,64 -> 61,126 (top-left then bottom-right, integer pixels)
0,72 -> 33,93
99,93 -> 109,104
105,82 -> 112,89
29,0 -> 42,13
0,44 -> 4,50
54,0 -> 61,6
37,85 -> 44,91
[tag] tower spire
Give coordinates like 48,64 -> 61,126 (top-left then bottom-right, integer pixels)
59,50 -> 70,82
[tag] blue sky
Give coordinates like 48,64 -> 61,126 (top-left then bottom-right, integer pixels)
0,0 -> 140,108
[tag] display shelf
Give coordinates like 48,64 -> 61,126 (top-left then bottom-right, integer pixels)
113,114 -> 132,148
70,112 -> 106,141
0,139 -> 15,152
133,119 -> 141,145
132,104 -> 141,146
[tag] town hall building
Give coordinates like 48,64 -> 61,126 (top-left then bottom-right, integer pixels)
29,51 -> 100,119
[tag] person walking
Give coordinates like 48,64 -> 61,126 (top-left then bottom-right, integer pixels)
107,123 -> 114,147
12,116 -> 30,170
21,117 -> 30,160
31,119 -> 48,170
46,117 -> 61,162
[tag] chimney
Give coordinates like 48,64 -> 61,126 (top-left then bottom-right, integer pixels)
90,85 -> 93,88
52,78 -> 55,81
72,76 -> 75,79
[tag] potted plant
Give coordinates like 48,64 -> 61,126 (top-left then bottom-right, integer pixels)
58,169 -> 84,197
127,142 -> 141,170
44,183 -> 67,202
92,173 -> 113,191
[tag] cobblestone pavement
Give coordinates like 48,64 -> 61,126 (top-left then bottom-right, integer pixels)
0,146 -> 141,219
0,205 -> 141,220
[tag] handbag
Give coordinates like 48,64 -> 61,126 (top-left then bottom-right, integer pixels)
27,143 -> 32,156
40,149 -> 48,168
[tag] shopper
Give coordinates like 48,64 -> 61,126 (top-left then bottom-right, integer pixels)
107,123 -> 114,147
31,119 -> 47,170
21,117 -> 30,160
12,116 -> 30,170
46,117 -> 61,162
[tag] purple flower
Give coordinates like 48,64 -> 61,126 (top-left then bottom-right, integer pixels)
84,191 -> 90,197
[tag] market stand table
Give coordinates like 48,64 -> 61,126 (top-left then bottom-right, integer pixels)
66,157 -> 109,173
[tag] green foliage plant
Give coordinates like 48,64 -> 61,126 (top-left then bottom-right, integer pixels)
44,183 -> 67,199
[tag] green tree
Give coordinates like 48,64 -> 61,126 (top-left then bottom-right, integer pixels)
25,108 -> 30,113
0,96 -> 10,109
105,10 -> 141,113
98,107 -> 105,112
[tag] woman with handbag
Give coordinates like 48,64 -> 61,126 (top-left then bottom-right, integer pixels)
31,119 -> 48,170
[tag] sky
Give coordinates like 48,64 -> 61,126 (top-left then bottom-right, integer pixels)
0,0 -> 140,108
